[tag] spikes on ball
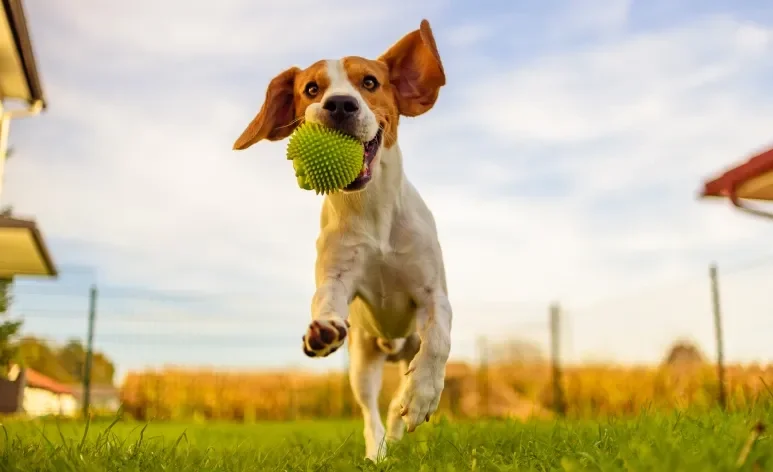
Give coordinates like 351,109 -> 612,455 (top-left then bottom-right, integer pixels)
286,122 -> 364,194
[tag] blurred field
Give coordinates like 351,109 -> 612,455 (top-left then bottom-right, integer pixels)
1,407 -> 771,471
119,360 -> 773,422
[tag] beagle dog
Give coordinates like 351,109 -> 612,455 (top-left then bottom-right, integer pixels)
233,19 -> 452,461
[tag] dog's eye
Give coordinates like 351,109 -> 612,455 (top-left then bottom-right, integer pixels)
362,76 -> 379,91
304,82 -> 319,97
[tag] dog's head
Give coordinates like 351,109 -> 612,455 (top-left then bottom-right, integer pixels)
233,19 -> 445,192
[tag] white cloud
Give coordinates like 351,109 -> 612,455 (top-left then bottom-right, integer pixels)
36,0 -> 446,70
548,0 -> 632,40
446,23 -> 493,47
469,17 -> 773,144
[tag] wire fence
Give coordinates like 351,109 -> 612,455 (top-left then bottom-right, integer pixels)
5,255 -> 773,421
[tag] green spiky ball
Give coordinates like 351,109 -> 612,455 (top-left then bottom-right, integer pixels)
286,122 -> 364,194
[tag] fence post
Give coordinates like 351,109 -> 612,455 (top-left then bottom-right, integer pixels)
82,284 -> 97,419
342,348 -> 350,418
550,303 -> 566,416
476,336 -> 489,417
709,263 -> 727,410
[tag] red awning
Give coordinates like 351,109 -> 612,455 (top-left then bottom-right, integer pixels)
24,368 -> 74,396
701,145 -> 773,220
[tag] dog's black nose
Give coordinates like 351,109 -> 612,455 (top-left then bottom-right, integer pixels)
323,95 -> 359,121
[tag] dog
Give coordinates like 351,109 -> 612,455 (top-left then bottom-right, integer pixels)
233,19 -> 452,461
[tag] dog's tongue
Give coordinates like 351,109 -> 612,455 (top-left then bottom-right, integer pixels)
358,161 -> 370,179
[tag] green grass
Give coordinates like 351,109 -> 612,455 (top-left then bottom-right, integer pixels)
0,408 -> 771,471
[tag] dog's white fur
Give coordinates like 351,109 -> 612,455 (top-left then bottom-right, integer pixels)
234,20 -> 452,462
314,134 -> 451,461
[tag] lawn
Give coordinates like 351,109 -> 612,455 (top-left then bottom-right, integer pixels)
0,408 -> 771,471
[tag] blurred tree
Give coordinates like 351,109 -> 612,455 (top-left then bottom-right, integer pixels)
663,339 -> 706,367
58,339 -> 86,381
17,337 -> 116,385
0,278 -> 23,378
17,336 -> 74,383
0,205 -> 23,378
60,338 -> 116,384
94,352 -> 116,385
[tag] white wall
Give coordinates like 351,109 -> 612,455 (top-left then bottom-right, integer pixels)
22,387 -> 78,417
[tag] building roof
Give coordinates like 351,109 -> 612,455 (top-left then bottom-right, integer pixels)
8,365 -> 74,395
0,215 -> 57,277
24,368 -> 74,395
0,0 -> 45,106
700,145 -> 773,220
702,146 -> 773,201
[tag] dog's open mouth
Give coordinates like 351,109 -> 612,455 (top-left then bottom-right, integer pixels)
344,130 -> 383,192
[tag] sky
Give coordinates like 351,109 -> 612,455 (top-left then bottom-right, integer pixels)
3,0 -> 773,381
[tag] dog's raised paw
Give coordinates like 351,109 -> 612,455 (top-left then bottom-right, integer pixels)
302,318 -> 348,357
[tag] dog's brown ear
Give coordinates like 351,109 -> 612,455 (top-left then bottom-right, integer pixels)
233,66 -> 300,150
379,19 -> 446,117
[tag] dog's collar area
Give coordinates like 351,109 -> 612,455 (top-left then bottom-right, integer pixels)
344,129 -> 383,192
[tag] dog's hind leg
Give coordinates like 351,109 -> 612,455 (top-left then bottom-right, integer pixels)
384,333 -> 421,443
348,327 -> 388,462
386,360 -> 409,442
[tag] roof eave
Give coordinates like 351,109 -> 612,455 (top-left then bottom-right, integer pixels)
0,215 -> 58,277
700,145 -> 773,220
1,0 -> 45,108
701,146 -> 773,200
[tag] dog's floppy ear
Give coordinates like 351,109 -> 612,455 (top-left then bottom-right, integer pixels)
379,19 -> 446,117
233,66 -> 300,150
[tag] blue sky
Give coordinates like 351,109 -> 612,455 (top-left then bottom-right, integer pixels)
3,0 -> 773,381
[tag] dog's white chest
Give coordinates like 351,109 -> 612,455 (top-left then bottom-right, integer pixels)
349,248 -> 417,339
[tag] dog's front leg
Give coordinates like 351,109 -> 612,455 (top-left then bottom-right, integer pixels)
397,286 -> 452,432
301,232 -> 365,358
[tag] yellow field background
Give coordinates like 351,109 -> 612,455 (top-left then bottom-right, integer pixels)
119,360 -> 773,422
